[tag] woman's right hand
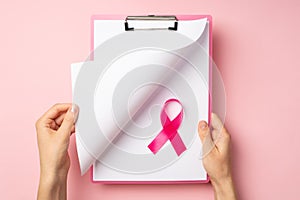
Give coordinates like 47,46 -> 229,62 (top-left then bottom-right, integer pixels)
198,113 -> 237,200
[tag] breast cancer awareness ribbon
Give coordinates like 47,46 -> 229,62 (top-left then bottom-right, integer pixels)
148,99 -> 187,156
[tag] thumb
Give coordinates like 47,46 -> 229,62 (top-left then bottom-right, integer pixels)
198,120 -> 215,158
58,104 -> 79,137
198,120 -> 210,142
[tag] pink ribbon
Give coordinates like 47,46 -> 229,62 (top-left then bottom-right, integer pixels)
148,99 -> 187,156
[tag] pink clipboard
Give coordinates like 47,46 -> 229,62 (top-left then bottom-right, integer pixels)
88,15 -> 212,184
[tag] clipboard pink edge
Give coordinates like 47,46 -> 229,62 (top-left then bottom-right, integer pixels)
88,14 -> 212,184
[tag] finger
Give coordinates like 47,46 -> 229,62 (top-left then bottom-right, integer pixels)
58,105 -> 79,138
71,125 -> 75,134
211,113 -> 224,132
211,113 -> 225,142
49,120 -> 59,130
39,103 -> 72,124
55,113 -> 66,126
211,113 -> 231,152
211,113 -> 230,139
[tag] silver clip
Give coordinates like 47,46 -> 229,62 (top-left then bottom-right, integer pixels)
125,15 -> 178,31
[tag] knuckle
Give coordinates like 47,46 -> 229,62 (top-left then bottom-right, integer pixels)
35,118 -> 41,128
53,103 -> 61,107
222,128 -> 231,140
52,103 -> 61,110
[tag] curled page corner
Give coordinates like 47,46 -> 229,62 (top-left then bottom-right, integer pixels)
178,18 -> 208,42
75,134 -> 96,175
72,62 -> 121,175
71,62 -> 96,175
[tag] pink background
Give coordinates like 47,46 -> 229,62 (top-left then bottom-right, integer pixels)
0,0 -> 299,199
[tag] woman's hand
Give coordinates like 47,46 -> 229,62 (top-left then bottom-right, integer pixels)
36,103 -> 78,200
198,113 -> 237,200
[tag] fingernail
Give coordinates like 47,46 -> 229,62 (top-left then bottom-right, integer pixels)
199,121 -> 208,130
70,104 -> 79,123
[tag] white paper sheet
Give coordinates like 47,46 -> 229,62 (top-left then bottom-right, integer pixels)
71,18 -> 210,181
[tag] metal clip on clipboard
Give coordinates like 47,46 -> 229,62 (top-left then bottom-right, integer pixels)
125,15 -> 178,31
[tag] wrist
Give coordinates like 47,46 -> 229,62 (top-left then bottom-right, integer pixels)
40,171 -> 68,187
211,176 -> 237,200
40,163 -> 69,182
38,172 -> 68,200
39,165 -> 69,188
210,174 -> 233,188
